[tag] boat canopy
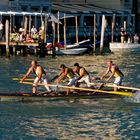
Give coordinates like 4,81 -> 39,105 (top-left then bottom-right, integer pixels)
0,11 -> 60,23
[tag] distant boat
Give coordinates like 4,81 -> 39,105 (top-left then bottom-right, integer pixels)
66,39 -> 90,49
46,39 -> 89,55
110,42 -> 140,50
54,39 -> 90,49
55,48 -> 88,55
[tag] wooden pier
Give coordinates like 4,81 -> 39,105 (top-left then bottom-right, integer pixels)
0,41 -> 40,56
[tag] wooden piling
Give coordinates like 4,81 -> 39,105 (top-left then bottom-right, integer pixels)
5,20 -> 10,57
29,15 -> 31,36
24,16 -> 28,35
75,16 -> 79,44
13,46 -> 16,55
10,14 -> 12,35
111,14 -> 115,42
64,13 -> 66,49
100,15 -> 106,55
52,21 -> 56,58
44,15 -> 47,43
39,20 -> 45,57
41,20 -> 45,41
57,11 -> 60,43
124,21 -> 126,30
93,14 -> 96,54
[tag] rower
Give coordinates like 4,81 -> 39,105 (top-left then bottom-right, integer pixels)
51,64 -> 77,95
73,63 -> 91,88
101,60 -> 124,91
20,60 -> 51,94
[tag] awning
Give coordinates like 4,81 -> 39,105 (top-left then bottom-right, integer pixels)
0,11 -> 60,23
52,3 -> 131,15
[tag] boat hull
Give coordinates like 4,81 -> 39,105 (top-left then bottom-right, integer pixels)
55,48 -> 88,55
0,91 -> 120,102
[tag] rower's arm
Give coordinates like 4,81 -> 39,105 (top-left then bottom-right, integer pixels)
57,69 -> 67,82
51,71 -> 63,82
20,67 -> 32,83
106,66 -> 115,81
101,68 -> 109,80
77,68 -> 84,80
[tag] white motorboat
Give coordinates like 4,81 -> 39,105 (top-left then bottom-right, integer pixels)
55,48 -> 88,55
66,39 -> 90,49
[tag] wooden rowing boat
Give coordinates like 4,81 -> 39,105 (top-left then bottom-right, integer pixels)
0,90 -> 135,102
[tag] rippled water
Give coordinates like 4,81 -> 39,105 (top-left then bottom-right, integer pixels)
1,49 -> 140,139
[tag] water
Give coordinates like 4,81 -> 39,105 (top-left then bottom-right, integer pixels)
1,49 -> 140,139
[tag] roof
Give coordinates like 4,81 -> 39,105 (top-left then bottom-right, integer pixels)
0,11 -> 60,23
52,3 -> 131,15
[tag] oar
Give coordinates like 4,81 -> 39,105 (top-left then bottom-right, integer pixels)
86,64 -> 107,68
106,84 -> 140,91
89,82 -> 140,91
20,81 -> 133,97
12,78 -> 34,81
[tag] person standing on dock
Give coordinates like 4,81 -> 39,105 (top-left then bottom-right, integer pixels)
73,63 -> 91,88
20,60 -> 51,94
120,27 -> 126,43
101,61 -> 124,91
51,64 -> 77,95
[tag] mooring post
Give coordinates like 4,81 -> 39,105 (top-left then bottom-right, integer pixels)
57,11 -> 60,43
75,16 -> 79,44
39,20 -> 45,57
52,21 -> 56,58
24,16 -> 28,35
100,15 -> 106,55
5,20 -> 10,57
64,13 -> 66,49
13,45 -> 16,55
93,14 -> 96,55
111,14 -> 115,43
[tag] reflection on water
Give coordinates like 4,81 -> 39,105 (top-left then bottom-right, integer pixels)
1,98 -> 140,139
0,50 -> 140,139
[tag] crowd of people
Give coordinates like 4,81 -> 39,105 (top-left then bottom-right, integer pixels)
20,60 -> 124,95
11,25 -> 44,43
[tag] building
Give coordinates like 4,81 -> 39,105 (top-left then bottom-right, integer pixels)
0,0 -> 138,42
51,0 -> 135,42
0,0 -> 52,30
9,0 -> 51,12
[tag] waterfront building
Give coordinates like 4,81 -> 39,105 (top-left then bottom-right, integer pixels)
9,0 -> 51,12
0,0 -> 138,42
0,0 -> 51,30
51,0 -> 136,43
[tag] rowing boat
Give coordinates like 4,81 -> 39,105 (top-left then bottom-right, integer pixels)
0,89 -> 136,102
5,78 -> 137,102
